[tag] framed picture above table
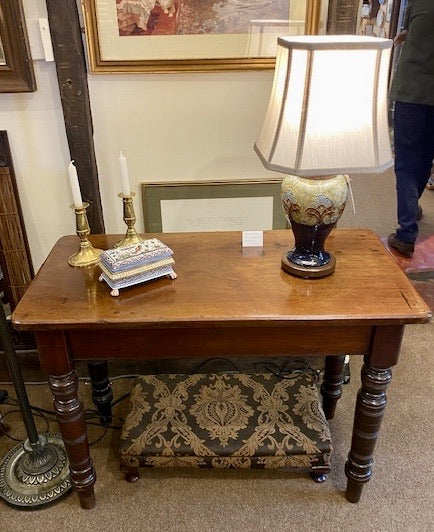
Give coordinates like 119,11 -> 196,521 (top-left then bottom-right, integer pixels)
0,0 -> 36,92
81,0 -> 322,73
141,179 -> 288,233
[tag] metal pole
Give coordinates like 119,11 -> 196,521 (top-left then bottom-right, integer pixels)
0,303 -> 39,443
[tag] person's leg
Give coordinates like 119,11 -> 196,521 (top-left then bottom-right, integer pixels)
427,169 -> 434,190
424,106 -> 434,190
393,101 -> 433,244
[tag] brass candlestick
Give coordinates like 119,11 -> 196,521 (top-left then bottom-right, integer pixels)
115,192 -> 144,248
68,202 -> 102,267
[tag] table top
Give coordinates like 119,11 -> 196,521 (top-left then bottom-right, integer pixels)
12,229 -> 431,331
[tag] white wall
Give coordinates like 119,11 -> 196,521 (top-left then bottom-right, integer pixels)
0,1 -> 74,272
89,71 -> 276,235
0,0 -> 277,271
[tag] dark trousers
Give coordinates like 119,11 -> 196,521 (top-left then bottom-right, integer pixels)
393,101 -> 434,243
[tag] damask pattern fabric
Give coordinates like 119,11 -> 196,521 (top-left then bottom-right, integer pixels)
119,373 -> 332,471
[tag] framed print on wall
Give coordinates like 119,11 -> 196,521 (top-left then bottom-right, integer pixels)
0,0 -> 36,92
142,180 -> 288,232
82,0 -> 322,73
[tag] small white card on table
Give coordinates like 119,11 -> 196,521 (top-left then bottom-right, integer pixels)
242,230 -> 263,247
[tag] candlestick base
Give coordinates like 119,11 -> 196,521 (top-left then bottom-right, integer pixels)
68,242 -> 102,268
68,203 -> 103,268
115,230 -> 144,248
114,193 -> 145,248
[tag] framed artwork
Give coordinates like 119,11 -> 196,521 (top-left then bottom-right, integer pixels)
386,0 -> 394,23
82,0 -> 322,73
0,131 -> 34,309
141,180 -> 288,232
0,0 -> 36,92
326,0 -> 360,34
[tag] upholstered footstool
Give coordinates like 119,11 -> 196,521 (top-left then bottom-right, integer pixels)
119,372 -> 332,483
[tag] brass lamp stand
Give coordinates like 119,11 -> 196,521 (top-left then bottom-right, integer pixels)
0,302 -> 71,509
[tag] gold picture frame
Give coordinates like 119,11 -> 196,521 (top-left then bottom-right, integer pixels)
0,0 -> 36,92
82,0 -> 322,74
142,179 -> 288,232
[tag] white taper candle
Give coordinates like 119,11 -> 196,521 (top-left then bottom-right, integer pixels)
118,151 -> 131,196
67,161 -> 83,208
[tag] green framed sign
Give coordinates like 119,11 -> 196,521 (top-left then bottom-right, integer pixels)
141,179 -> 288,233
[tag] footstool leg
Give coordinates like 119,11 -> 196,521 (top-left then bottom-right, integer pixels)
311,472 -> 327,483
120,464 -> 140,483
310,466 -> 330,483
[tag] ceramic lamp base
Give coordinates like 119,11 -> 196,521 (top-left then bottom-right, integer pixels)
281,220 -> 337,278
281,174 -> 348,279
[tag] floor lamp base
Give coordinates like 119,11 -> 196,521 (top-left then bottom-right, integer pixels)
0,433 -> 71,509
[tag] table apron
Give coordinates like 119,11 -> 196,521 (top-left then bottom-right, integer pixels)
63,325 -> 373,361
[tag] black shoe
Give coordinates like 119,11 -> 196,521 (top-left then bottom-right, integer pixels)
387,233 -> 414,258
417,205 -> 423,220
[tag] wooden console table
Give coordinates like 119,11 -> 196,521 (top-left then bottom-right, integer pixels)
11,229 -> 431,509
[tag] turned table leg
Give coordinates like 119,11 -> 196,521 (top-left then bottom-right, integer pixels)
345,325 -> 403,502
48,370 -> 96,509
321,355 -> 345,420
345,360 -> 392,502
87,360 -> 113,425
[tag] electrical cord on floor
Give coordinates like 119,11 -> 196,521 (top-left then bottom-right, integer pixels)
0,375 -> 135,445
189,358 -> 241,375
188,356 -> 323,382
0,407 -> 50,442
253,358 -> 322,382
0,390 -> 132,446
111,391 -> 131,408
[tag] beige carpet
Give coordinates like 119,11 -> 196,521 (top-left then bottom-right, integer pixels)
0,170 -> 433,531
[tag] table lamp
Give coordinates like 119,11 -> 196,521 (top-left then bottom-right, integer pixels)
255,35 -> 393,278
246,19 -> 305,58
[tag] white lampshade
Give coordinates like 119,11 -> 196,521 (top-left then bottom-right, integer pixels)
246,20 -> 305,57
255,35 -> 394,177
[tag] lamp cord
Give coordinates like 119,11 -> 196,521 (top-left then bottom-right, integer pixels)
345,175 -> 356,215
